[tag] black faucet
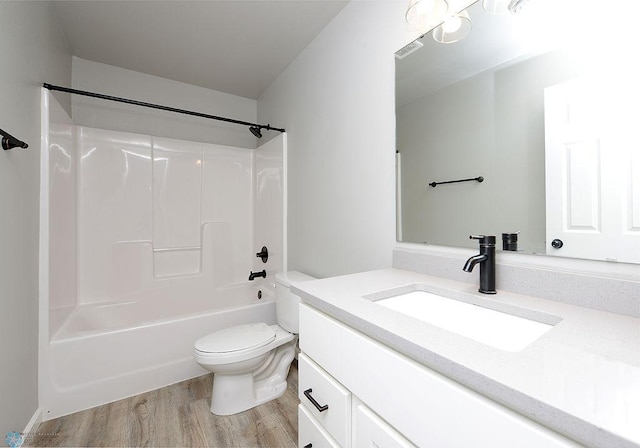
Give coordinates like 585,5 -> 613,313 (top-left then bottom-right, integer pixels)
248,270 -> 266,281
463,235 -> 496,294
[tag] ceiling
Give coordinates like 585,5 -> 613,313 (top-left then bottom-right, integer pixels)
50,1 -> 349,99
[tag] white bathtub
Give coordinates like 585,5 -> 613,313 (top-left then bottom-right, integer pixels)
41,284 -> 276,419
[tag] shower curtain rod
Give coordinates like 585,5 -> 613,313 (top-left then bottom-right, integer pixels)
42,83 -> 285,137
1,126 -> 28,150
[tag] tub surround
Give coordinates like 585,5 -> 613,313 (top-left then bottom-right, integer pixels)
293,268 -> 640,448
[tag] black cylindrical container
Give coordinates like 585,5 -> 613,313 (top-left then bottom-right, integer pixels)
502,233 -> 518,251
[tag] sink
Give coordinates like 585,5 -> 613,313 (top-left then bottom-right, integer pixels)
368,288 -> 558,352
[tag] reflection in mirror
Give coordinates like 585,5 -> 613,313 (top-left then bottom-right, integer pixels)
395,0 -> 640,264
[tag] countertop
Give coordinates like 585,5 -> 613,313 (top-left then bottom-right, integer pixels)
292,268 -> 640,448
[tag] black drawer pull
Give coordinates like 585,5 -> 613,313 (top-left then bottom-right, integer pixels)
304,444 -> 312,448
303,388 -> 329,412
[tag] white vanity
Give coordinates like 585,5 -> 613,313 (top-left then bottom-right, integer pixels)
294,268 -> 640,448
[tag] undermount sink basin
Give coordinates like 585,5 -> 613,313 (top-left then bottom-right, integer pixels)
367,288 -> 559,352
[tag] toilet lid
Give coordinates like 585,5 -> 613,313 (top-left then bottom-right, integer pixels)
195,323 -> 276,353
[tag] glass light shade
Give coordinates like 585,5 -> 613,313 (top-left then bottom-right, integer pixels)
432,9 -> 472,44
406,0 -> 449,28
482,0 -> 510,14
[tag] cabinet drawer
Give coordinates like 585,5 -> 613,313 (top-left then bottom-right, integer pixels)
353,399 -> 415,448
298,353 -> 351,447
298,404 -> 341,448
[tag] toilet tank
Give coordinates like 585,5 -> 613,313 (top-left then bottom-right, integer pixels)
275,271 -> 316,333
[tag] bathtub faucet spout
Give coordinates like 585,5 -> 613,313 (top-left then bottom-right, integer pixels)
249,270 -> 266,281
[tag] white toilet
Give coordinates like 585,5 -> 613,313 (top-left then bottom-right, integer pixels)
193,271 -> 315,415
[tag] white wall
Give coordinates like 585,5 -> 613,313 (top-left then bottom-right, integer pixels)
0,1 -> 71,436
258,1 -> 417,278
72,57 -> 259,149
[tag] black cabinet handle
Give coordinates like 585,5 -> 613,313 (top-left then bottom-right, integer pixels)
303,388 -> 328,412
303,444 -> 312,448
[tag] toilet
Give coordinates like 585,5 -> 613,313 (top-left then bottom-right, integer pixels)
193,271 -> 315,415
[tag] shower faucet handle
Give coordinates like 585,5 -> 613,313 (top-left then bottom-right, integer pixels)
256,246 -> 268,263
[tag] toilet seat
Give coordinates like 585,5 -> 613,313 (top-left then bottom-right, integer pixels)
195,323 -> 276,354
194,323 -> 295,366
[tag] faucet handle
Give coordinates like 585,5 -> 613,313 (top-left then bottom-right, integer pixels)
470,235 -> 496,245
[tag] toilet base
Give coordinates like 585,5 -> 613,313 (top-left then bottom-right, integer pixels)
209,341 -> 296,415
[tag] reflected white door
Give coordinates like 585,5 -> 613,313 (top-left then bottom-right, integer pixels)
544,77 -> 640,263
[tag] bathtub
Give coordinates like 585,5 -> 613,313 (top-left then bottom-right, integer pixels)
41,284 -> 276,420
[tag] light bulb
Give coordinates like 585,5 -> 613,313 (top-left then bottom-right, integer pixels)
442,16 -> 462,33
406,0 -> 448,28
432,9 -> 472,44
483,0 -> 509,14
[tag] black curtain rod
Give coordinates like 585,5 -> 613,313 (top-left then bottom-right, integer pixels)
42,83 -> 285,135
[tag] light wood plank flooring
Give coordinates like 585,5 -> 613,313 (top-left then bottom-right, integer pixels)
31,363 -> 298,447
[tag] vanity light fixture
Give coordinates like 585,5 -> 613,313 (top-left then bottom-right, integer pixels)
432,9 -> 472,44
406,0 -> 449,29
482,0 -> 510,14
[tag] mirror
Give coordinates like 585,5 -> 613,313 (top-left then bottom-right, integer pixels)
395,0 -> 640,264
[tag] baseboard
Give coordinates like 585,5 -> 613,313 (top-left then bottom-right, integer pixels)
16,408 -> 43,447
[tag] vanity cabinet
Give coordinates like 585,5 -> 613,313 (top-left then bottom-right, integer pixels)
298,303 -> 580,448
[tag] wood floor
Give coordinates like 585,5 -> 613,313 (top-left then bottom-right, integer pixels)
31,363 -> 298,447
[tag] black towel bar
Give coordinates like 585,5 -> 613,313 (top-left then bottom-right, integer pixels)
429,176 -> 483,188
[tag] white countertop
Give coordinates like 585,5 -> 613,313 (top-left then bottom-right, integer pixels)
292,268 -> 640,448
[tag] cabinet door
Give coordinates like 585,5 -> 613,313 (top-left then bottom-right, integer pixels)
299,404 -> 341,448
353,400 -> 415,448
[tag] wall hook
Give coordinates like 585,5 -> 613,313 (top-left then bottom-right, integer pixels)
1,127 -> 28,151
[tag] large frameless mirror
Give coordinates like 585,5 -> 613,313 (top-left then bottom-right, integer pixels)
395,0 -> 640,264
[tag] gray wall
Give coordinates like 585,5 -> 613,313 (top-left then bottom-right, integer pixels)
71,57 -> 259,149
0,1 -> 71,436
258,2 -> 414,278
